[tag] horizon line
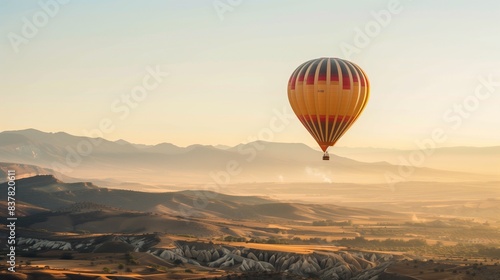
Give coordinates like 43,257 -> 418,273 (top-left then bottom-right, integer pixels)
1,128 -> 499,150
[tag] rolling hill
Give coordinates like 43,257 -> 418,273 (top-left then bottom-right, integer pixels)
0,162 -> 77,183
0,175 -> 405,228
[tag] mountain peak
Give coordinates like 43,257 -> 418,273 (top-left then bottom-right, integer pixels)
115,139 -> 131,145
4,128 -> 44,134
13,174 -> 62,186
155,142 -> 180,148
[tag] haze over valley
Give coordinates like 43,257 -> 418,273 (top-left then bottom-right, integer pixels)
1,129 -> 498,187
1,129 -> 499,279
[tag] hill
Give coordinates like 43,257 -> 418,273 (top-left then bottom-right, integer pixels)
0,162 -> 77,183
0,175 -> 404,229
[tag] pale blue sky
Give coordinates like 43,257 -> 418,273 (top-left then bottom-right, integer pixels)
1,0 -> 500,149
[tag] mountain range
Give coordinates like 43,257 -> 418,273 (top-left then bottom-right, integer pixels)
333,146 -> 500,176
1,129 -> 497,187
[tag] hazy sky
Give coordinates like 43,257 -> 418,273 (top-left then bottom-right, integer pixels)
1,0 -> 500,149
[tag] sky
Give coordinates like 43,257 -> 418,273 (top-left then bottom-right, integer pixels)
1,0 -> 500,149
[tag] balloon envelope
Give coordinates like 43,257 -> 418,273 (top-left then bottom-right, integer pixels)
287,58 -> 369,152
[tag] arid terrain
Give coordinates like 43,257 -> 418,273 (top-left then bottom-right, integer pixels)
0,130 -> 499,279
1,173 -> 499,279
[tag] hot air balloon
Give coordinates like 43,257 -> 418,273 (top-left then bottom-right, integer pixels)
287,58 -> 369,160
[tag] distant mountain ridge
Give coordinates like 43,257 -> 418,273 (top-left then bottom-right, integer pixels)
0,129 -> 496,185
333,146 -> 500,175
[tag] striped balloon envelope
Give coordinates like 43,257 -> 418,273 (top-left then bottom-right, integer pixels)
287,58 -> 370,160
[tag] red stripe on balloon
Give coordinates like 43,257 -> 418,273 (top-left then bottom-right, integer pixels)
298,115 -> 353,123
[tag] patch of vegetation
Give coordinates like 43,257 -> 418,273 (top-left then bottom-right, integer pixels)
20,251 -> 38,258
478,246 -> 500,258
312,220 -> 353,226
59,252 -> 74,260
223,235 -> 247,242
124,252 -> 140,265
17,212 -> 54,227
93,241 -> 134,253
248,237 -> 291,244
336,237 -> 427,249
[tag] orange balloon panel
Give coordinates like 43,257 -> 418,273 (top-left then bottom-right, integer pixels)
287,58 -> 369,152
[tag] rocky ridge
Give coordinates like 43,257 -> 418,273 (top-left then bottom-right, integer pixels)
16,234 -> 159,253
152,241 -> 394,279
